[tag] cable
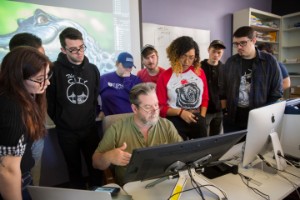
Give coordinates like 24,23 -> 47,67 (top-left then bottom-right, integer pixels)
258,154 -> 300,199
238,173 -> 270,200
277,173 -> 300,199
188,167 -> 205,200
189,167 -> 228,200
167,167 -> 228,200
259,154 -> 300,179
277,153 -> 300,171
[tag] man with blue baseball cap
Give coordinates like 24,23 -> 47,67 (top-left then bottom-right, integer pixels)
99,52 -> 141,116
117,52 -> 136,69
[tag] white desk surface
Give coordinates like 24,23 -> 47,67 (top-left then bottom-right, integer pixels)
123,157 -> 300,200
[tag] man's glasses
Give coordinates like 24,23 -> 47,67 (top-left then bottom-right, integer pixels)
232,40 -> 251,48
65,44 -> 86,54
28,71 -> 53,86
138,104 -> 160,113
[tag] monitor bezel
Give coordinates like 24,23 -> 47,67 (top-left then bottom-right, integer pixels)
124,130 -> 246,183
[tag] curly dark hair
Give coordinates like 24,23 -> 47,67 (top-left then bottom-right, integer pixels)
166,36 -> 201,75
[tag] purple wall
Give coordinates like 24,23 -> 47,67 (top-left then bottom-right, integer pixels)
141,0 -> 272,61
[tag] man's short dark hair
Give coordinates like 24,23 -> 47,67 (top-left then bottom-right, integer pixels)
9,33 -> 42,51
129,82 -> 156,105
141,44 -> 158,58
59,27 -> 83,48
233,26 -> 256,40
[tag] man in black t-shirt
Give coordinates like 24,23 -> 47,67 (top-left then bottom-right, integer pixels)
219,26 -> 283,132
201,40 -> 226,136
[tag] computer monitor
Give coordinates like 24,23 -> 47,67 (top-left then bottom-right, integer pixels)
242,101 -> 287,172
124,130 -> 246,183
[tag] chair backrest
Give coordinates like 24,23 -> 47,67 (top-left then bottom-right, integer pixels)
101,112 -> 133,184
102,113 -> 133,132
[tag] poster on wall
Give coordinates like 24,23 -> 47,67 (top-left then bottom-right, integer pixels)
0,0 -> 135,74
142,23 -> 210,69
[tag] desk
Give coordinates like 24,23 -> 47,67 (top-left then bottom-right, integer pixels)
123,157 -> 300,200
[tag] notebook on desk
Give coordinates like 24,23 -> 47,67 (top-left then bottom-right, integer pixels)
27,186 -> 112,200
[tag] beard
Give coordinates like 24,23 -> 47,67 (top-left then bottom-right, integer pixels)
139,112 -> 159,127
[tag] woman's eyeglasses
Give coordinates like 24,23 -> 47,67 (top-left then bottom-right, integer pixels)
28,71 -> 53,86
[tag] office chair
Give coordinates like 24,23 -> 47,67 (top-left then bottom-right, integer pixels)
101,113 -> 133,184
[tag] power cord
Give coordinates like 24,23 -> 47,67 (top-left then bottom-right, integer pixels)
257,154 -> 300,199
277,154 -> 300,173
277,173 -> 300,199
258,154 -> 300,179
188,167 -> 205,200
238,173 -> 270,200
166,167 -> 228,200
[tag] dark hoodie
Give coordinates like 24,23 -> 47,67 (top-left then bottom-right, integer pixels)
46,52 -> 100,131
201,59 -> 223,113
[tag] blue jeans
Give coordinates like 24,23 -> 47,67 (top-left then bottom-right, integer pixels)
31,138 -> 44,185
22,172 -> 33,200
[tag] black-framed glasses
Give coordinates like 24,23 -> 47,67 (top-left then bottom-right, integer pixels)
232,40 -> 251,48
137,104 -> 160,113
28,71 -> 53,86
65,44 -> 86,54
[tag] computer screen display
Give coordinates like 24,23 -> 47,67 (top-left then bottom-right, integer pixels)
124,130 -> 246,183
0,0 -> 141,75
242,101 -> 286,168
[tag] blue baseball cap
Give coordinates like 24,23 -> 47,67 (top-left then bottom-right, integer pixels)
117,52 -> 136,68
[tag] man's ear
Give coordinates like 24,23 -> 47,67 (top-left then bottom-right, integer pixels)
131,104 -> 138,113
252,37 -> 257,44
61,47 -> 67,54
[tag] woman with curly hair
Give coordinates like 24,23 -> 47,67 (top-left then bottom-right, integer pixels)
156,36 -> 209,140
0,46 -> 51,200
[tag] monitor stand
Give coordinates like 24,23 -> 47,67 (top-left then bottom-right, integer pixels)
170,168 -> 227,200
251,132 -> 287,174
145,154 -> 227,200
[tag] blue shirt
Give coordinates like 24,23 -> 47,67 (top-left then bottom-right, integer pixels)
100,72 -> 141,116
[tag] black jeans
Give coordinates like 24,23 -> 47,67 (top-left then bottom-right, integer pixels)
56,125 -> 103,189
167,113 -> 207,140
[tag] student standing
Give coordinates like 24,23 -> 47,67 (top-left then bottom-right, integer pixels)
219,26 -> 282,132
257,42 -> 291,90
46,27 -> 103,189
137,44 -> 165,83
201,40 -> 226,136
156,36 -> 209,140
9,32 -> 46,186
0,47 -> 51,200
99,52 -> 141,116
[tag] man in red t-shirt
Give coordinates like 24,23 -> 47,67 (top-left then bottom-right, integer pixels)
137,44 -> 165,83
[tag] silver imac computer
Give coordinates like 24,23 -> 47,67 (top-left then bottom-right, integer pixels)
242,101 -> 287,173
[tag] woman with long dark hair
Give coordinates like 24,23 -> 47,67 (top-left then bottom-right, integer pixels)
0,46 -> 51,200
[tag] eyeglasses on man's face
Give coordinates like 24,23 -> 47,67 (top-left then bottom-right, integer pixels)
232,39 -> 251,48
137,104 -> 160,113
65,44 -> 86,54
28,71 -> 53,86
